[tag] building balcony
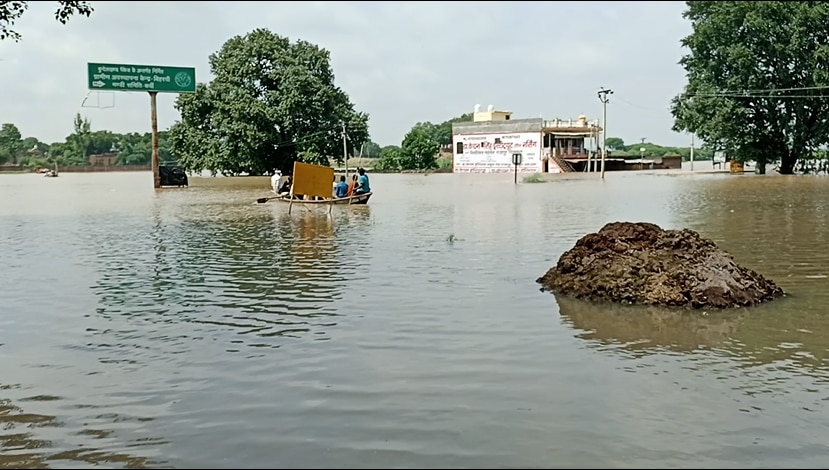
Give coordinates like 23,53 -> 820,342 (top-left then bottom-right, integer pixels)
544,148 -> 591,160
543,119 -> 601,138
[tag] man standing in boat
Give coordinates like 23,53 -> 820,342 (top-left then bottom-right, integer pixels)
270,170 -> 282,193
354,167 -> 371,195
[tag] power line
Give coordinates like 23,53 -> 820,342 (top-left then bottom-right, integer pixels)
686,93 -> 829,99
613,95 -> 657,111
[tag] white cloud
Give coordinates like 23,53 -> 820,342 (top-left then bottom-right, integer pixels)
0,0 -> 693,147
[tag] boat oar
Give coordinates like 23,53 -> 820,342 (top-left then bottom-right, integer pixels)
256,195 -> 280,204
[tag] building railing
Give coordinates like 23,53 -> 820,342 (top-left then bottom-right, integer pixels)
543,119 -> 600,130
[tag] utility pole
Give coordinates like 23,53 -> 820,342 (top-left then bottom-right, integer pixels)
342,121 -> 349,178
597,87 -> 613,179
690,133 -> 695,171
149,91 -> 160,189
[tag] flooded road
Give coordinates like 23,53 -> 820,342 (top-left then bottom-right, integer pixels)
1,168 -> 828,468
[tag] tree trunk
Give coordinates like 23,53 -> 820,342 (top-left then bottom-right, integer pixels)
779,151 -> 797,174
757,160 -> 766,175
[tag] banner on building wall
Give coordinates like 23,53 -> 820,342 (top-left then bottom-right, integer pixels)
452,132 -> 542,173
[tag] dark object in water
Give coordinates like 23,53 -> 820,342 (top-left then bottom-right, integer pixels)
537,221 -> 785,309
160,166 -> 188,187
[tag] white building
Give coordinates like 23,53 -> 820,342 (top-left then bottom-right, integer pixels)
452,104 -> 601,174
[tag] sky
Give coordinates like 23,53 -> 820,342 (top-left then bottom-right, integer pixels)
0,1 -> 694,148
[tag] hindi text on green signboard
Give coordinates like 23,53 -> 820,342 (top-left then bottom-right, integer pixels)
87,63 -> 196,93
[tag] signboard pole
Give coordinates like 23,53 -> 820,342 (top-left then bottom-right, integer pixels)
512,152 -> 522,184
87,62 -> 196,189
342,121 -> 349,179
149,91 -> 160,189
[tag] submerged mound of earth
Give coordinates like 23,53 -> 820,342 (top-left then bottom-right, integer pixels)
537,222 -> 784,309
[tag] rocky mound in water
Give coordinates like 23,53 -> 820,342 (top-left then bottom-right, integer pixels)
537,222 -> 784,309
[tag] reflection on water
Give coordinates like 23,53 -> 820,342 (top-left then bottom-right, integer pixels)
0,387 -> 158,469
88,196 -> 372,352
2,171 -> 829,468
555,294 -> 745,354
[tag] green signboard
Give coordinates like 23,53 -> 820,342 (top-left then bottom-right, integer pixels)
87,62 -> 196,93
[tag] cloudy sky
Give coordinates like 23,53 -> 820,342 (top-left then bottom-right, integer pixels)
0,1 -> 693,148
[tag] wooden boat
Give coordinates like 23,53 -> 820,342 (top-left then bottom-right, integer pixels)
256,162 -> 372,211
260,192 -> 372,205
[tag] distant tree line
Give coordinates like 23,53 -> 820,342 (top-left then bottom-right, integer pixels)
604,137 -> 714,161
0,115 -> 173,169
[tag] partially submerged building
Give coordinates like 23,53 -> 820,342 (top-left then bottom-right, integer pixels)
451,104 -> 601,174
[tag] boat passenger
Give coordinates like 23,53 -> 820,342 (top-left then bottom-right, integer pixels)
278,175 -> 292,196
334,175 -> 349,198
354,167 -> 371,195
270,171 -> 282,193
347,174 -> 358,196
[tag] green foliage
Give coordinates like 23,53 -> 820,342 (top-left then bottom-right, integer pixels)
522,173 -> 546,183
433,113 -> 472,146
0,123 -> 22,163
386,112 -> 470,171
606,137 -> 714,160
400,123 -> 440,170
361,140 -> 381,158
2,115 -> 174,169
374,145 -> 402,171
605,137 -> 625,152
1,1 -> 93,41
436,155 -> 452,170
64,113 -> 91,165
169,28 -> 369,177
671,1 -> 829,174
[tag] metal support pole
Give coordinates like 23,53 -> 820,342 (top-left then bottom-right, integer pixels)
342,122 -> 349,178
149,91 -> 160,189
597,87 -> 613,180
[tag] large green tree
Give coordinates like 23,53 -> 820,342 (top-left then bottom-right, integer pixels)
400,123 -> 440,170
169,28 -> 369,176
0,1 -> 93,41
671,1 -> 829,174
0,123 -> 22,164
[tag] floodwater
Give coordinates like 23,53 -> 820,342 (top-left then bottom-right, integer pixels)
1,166 -> 828,469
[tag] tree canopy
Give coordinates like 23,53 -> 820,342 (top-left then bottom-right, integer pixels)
670,1 -> 829,174
169,28 -> 369,176
0,116 -> 172,168
400,123 -> 441,171
433,113 -> 472,146
374,112 -> 470,171
0,1 -> 93,41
